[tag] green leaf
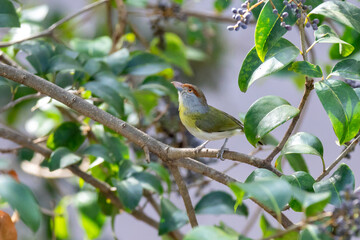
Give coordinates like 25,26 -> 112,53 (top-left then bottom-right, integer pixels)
309,1 -> 360,33
289,61 -> 323,78
0,176 -> 41,232
86,81 -> 124,117
132,171 -> 163,194
184,226 -> 238,240
112,177 -> 143,211
245,169 -> 278,183
292,188 -> 330,216
239,39 -> 299,92
194,191 -> 248,216
140,76 -> 178,102
17,41 -> 54,74
48,54 -> 83,72
285,153 -> 309,173
230,179 -> 292,215
314,25 -> 354,57
330,26 -> 360,60
70,36 -> 112,57
300,225 -> 326,240
83,144 -> 113,163
355,88 -> 360,99
244,95 -> 300,146
329,59 -> 360,81
74,191 -> 106,239
315,79 -> 360,145
47,122 -> 85,151
255,0 -> 297,61
150,33 -> 192,75
53,198 -> 70,239
281,171 -> 315,192
49,147 -> 81,171
0,0 -> 20,27
124,52 -> 171,76
214,0 -> 231,12
102,48 -> 130,75
259,214 -> 299,239
159,198 -> 188,235
313,164 -> 355,206
146,162 -> 171,194
282,132 -> 325,170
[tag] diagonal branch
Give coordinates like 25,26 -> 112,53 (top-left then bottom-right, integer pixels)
168,164 -> 198,228
0,0 -> 109,48
1,92 -> 43,113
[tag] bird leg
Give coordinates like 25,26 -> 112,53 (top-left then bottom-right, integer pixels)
195,140 -> 209,153
217,138 -> 229,160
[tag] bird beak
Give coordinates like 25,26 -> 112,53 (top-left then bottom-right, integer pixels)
171,81 -> 183,92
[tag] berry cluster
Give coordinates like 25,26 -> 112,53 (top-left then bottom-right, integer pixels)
319,186 -> 360,239
227,0 -> 320,32
227,2 -> 253,31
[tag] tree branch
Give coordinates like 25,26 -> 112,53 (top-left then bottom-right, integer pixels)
168,164 -> 198,227
111,0 -> 127,52
0,0 -> 109,48
1,92 -> 43,113
316,134 -> 360,181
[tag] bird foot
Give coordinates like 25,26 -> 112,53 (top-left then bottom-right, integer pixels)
195,140 -> 209,154
217,148 -> 229,161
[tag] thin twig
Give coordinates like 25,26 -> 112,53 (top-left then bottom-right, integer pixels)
316,134 -> 360,181
0,93 -> 43,113
168,164 -> 198,228
0,50 -> 22,68
0,0 -> 109,48
111,0 -> 127,53
128,21 -> 149,48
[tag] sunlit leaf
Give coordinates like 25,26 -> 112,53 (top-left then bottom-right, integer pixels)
159,198 -> 188,235
289,61 -> 323,78
329,59 -> 360,81
49,147 -> 81,171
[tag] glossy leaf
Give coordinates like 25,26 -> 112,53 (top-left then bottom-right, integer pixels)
245,169 -> 278,183
83,144 -> 113,163
230,179 -> 292,215
255,0 -> 297,61
355,88 -> 360,99
289,61 -> 323,78
0,176 -> 41,232
124,52 -> 170,76
194,191 -> 248,216
146,162 -> 171,193
48,55 -> 83,73
285,153 -> 309,173
239,38 -> 299,92
329,59 -> 360,81
150,33 -> 192,75
281,171 -> 315,192
313,164 -> 355,206
314,25 -> 354,57
49,147 -> 81,171
315,79 -> 360,144
132,171 -> 163,194
140,76 -> 178,102
184,226 -> 238,240
282,132 -> 325,170
86,81 -> 124,117
330,26 -> 360,60
47,122 -> 85,151
309,1 -> 360,33
0,0 -> 20,27
112,177 -> 143,211
260,214 -> 299,239
159,198 -> 188,235
244,95 -> 300,146
102,48 -> 129,75
300,225 -> 327,240
17,41 -> 54,74
292,188 -> 330,216
74,191 -> 106,239
70,36 -> 112,57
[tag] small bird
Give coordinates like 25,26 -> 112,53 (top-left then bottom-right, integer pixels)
172,81 -> 244,160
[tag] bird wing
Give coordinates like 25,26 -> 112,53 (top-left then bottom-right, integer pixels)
195,106 -> 243,133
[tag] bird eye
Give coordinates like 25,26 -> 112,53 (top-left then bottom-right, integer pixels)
188,89 -> 193,93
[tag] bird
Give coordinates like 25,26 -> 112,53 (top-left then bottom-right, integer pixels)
172,81 -> 244,160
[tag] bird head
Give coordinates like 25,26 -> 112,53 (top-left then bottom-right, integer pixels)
171,81 -> 209,113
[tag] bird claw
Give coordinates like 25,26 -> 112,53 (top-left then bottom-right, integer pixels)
217,148 -> 229,161
195,145 -> 204,154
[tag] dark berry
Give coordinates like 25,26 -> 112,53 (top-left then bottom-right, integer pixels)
235,14 -> 241,20
241,3 -> 247,8
313,18 -> 320,24
232,8 -> 237,13
283,0 -> 288,4
282,12 -> 289,18
240,23 -> 248,29
308,5 -> 312,10
273,9 -> 278,14
296,13 -> 301,18
285,25 -> 292,31
291,2 -> 297,8
312,23 -> 318,30
306,22 -> 311,28
238,9 -> 246,15
234,25 -> 240,31
280,21 -> 286,27
227,26 -> 235,31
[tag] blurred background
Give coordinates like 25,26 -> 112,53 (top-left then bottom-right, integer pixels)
1,0 -> 360,239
